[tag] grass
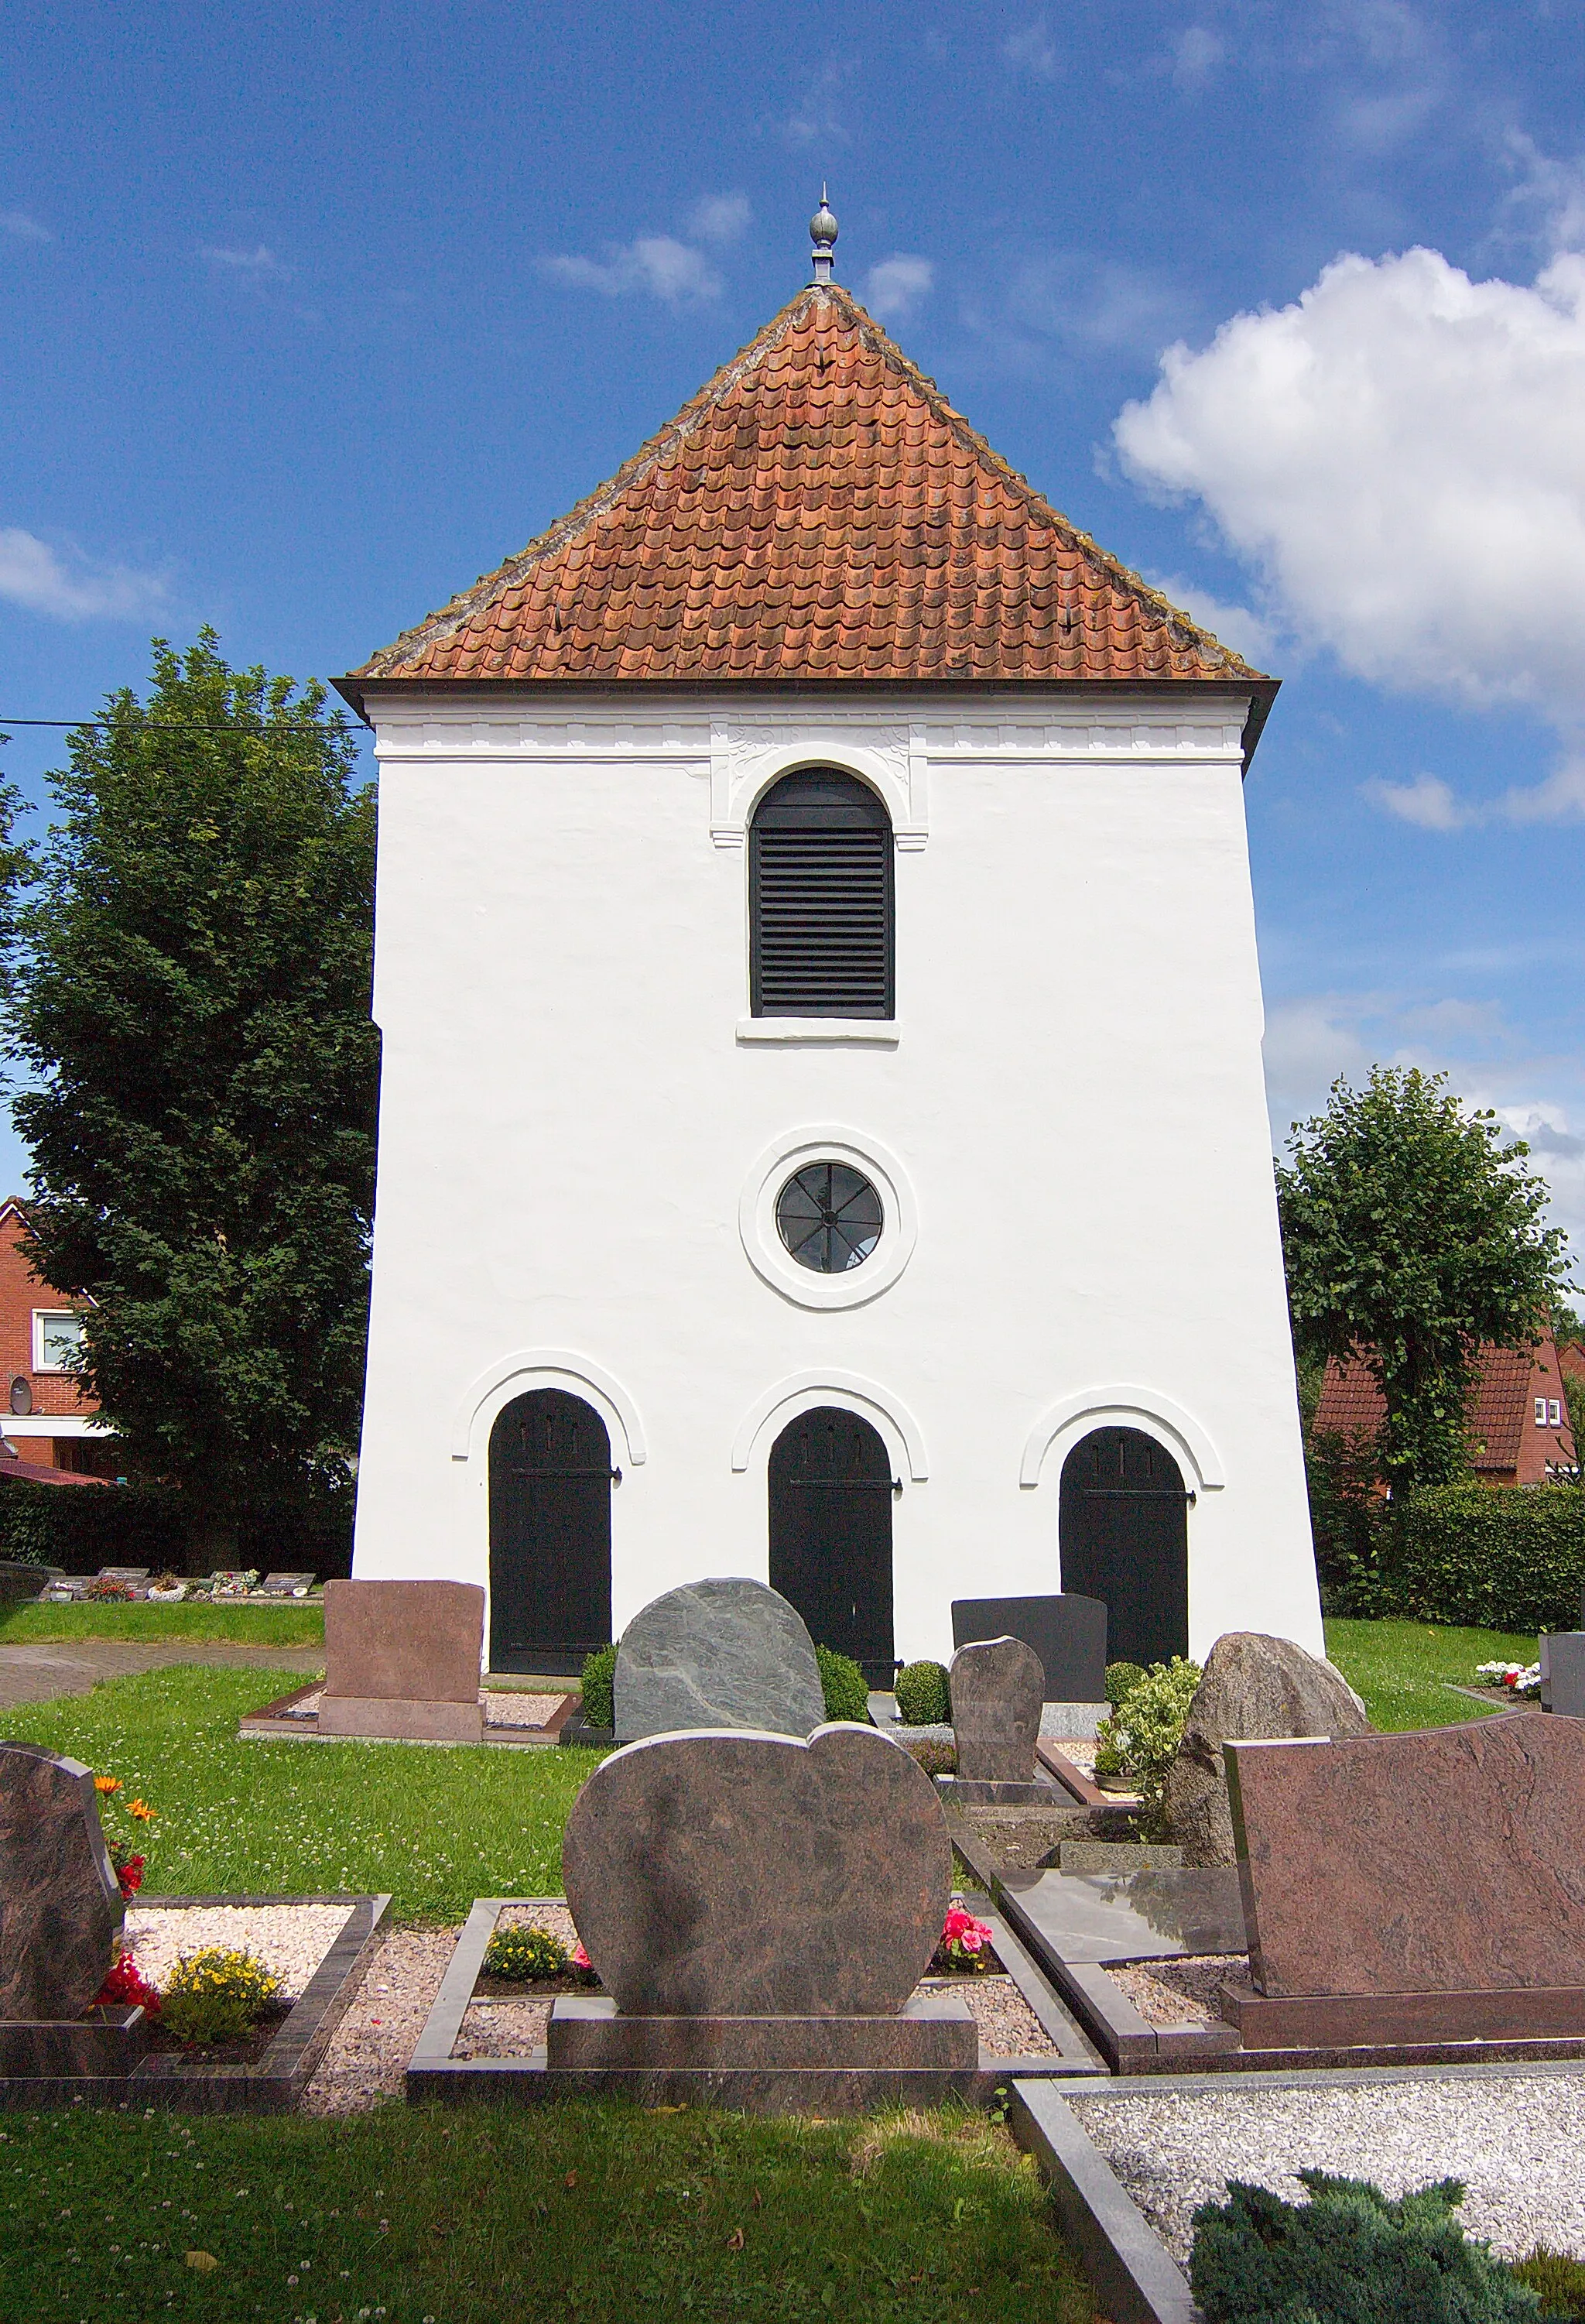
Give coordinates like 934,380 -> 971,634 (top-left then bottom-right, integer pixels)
0,1666 -> 599,1918
1323,1616 -> 1538,1730
0,1599 -> 325,1647
0,2101 -> 1091,2324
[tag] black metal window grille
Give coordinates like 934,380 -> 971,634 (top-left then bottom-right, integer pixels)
749,768 -> 894,1018
775,1162 -> 884,1273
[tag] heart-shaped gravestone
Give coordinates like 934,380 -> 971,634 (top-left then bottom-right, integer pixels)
562,1723 -> 950,2017
0,1743 -> 123,2020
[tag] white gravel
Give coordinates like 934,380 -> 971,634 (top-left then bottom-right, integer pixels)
481,1691 -> 566,1728
122,1903 -> 353,2000
1070,2077 -> 1585,2267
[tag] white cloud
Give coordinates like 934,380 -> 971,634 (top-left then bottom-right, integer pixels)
200,242 -> 289,276
1,210 -> 53,244
1169,26 -> 1224,91
1363,773 -> 1470,831
690,194 -> 751,248
0,527 -> 168,622
542,235 -> 722,305
863,255 -> 933,324
1003,19 -> 1058,77
1114,245 -> 1585,725
1364,757 -> 1585,829
1146,574 -> 1279,668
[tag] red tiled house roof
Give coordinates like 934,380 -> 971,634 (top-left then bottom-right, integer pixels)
1314,1340 -> 1577,1483
342,283 -> 1275,751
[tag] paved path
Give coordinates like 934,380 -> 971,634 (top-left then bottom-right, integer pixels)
0,1639 -> 325,1712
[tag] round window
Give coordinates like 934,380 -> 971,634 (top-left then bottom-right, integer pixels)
775,1162 -> 883,1273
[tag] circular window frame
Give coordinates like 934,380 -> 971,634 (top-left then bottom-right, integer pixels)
740,1127 -> 917,1311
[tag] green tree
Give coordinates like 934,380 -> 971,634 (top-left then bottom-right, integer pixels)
9,632 -> 378,1565
1277,1067 -> 1570,1495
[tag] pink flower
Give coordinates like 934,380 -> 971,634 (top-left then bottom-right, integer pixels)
571,1943 -> 591,1968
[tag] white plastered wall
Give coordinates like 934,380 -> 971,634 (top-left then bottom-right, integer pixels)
351,692 -> 1323,1664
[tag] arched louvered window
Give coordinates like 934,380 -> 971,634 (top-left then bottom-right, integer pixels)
749,769 -> 895,1019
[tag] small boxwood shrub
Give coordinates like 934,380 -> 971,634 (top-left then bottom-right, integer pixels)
1104,1660 -> 1147,1710
894,1659 -> 950,1724
1190,2172 -> 1541,2322
579,1643 -> 617,1730
814,1644 -> 871,1722
1094,1656 -> 1201,1839
484,1924 -> 571,1982
1393,1483 -> 1585,1632
159,1948 -> 282,2048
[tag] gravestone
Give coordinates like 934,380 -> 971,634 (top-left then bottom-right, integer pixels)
0,1561 -> 53,1606
1164,1631 -> 1373,1866
552,1723 -> 976,2096
951,1594 -> 1107,1705
1541,1633 -> 1585,1717
947,1636 -> 1044,1796
0,1743 -> 124,2020
1221,1715 -> 1585,2047
319,1578 -> 484,1742
612,1577 -> 825,1743
260,1572 -> 317,1598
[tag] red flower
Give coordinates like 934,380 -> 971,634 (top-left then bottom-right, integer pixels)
571,1943 -> 591,1968
117,1856 -> 145,1898
94,1952 -> 161,2017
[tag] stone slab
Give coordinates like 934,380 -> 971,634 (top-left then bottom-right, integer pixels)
1220,1982 -> 1585,2049
0,2007 -> 150,2077
993,1866 -> 1248,1965
936,1777 -> 1056,1805
315,1695 -> 484,1743
951,1635 -> 1044,1783
1226,1716 -> 1585,1998
562,1722 -> 950,2017
0,1743 -> 123,2020
546,1991 -> 977,2069
321,1578 -> 483,1705
953,1596 -> 1107,1705
612,1576 -> 824,1743
1541,1633 -> 1585,1718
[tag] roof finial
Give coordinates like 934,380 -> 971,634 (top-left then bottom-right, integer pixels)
810,185 -> 837,284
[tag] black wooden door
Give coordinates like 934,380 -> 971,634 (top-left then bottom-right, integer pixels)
488,1390 -> 614,1674
768,1407 -> 895,1685
1058,1426 -> 1190,1668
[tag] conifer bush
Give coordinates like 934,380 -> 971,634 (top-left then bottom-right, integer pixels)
578,1644 -> 617,1730
814,1644 -> 871,1722
895,1659 -> 950,1724
1104,1660 -> 1147,1710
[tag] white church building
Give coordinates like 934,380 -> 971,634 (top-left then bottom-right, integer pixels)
338,206 -> 1324,1679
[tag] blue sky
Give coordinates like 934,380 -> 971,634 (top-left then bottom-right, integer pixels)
3,0 -> 1584,1263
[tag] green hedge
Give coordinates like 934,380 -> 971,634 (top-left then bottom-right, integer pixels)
813,1645 -> 870,1723
1394,1483 -> 1585,1633
0,1480 -> 184,1572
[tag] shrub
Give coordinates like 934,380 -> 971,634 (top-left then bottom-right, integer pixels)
905,1737 -> 956,1777
929,1904 -> 996,1973
159,1949 -> 282,2048
1190,2171 -> 1541,2322
484,1924 -> 569,1981
895,1659 -> 950,1723
1393,1483 -> 1585,1632
579,1644 -> 617,1730
1511,2247 -> 1585,2317
0,1479 -> 180,1574
814,1644 -> 871,1722
1104,1661 -> 1146,1710
1093,1656 -> 1201,1840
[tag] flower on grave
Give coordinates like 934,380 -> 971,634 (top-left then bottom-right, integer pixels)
571,1943 -> 591,1967
94,1952 -> 162,2018
1475,1661 -> 1542,1695
117,1855 -> 145,1898
931,1904 -> 995,1974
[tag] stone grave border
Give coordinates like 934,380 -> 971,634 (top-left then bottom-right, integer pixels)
0,1891 -> 390,2113
406,1893 -> 1105,2109
238,1685 -> 576,1750
1011,2056 -> 1585,2324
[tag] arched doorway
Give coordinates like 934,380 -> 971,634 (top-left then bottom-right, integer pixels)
488,1389 -> 614,1673
768,1407 -> 895,1685
1058,1425 -> 1190,1668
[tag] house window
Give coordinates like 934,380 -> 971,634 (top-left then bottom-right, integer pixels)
749,769 -> 894,1018
33,1311 -> 85,1372
1549,1399 -> 1563,1429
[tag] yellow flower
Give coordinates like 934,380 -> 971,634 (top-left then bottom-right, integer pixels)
94,1775 -> 122,1794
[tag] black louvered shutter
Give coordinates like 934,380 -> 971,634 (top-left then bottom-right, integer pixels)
750,770 -> 895,1018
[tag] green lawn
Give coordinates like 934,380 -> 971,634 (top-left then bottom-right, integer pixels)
0,1667 -> 597,1918
1323,1617 -> 1537,1731
0,1599 -> 324,1647
0,2100 -> 1090,2324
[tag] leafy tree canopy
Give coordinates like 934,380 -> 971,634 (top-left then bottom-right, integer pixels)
1277,1066 -> 1570,1493
9,632 -> 378,1563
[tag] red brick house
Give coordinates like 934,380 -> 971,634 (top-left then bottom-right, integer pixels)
1313,1337 -> 1578,1486
0,1200 -> 122,1477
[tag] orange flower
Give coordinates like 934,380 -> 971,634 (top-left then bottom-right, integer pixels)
94,1775 -> 122,1795
126,1799 -> 156,1822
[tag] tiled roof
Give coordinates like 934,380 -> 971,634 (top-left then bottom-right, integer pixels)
352,283 -> 1269,694
1315,1342 -> 1575,1475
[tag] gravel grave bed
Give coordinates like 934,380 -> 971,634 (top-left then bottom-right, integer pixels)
1069,2077 -> 1585,2267
268,1687 -> 566,1729
122,1903 -> 354,2000
1108,1955 -> 1243,2028
302,1926 -> 460,2113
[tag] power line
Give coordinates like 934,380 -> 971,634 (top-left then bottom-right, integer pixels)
0,716 -> 344,734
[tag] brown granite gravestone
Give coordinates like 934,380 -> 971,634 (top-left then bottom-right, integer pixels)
950,1636 -> 1044,1787
0,1743 -> 123,2020
1222,1716 -> 1585,2047
318,1578 -> 484,1742
553,1722 -> 976,2088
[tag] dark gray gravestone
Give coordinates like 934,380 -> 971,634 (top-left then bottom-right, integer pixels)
562,1723 -> 948,2015
0,1743 -> 122,2019
951,1594 -> 1107,1703
613,1577 -> 826,1743
1542,1633 -> 1585,1716
950,1636 -> 1044,1783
